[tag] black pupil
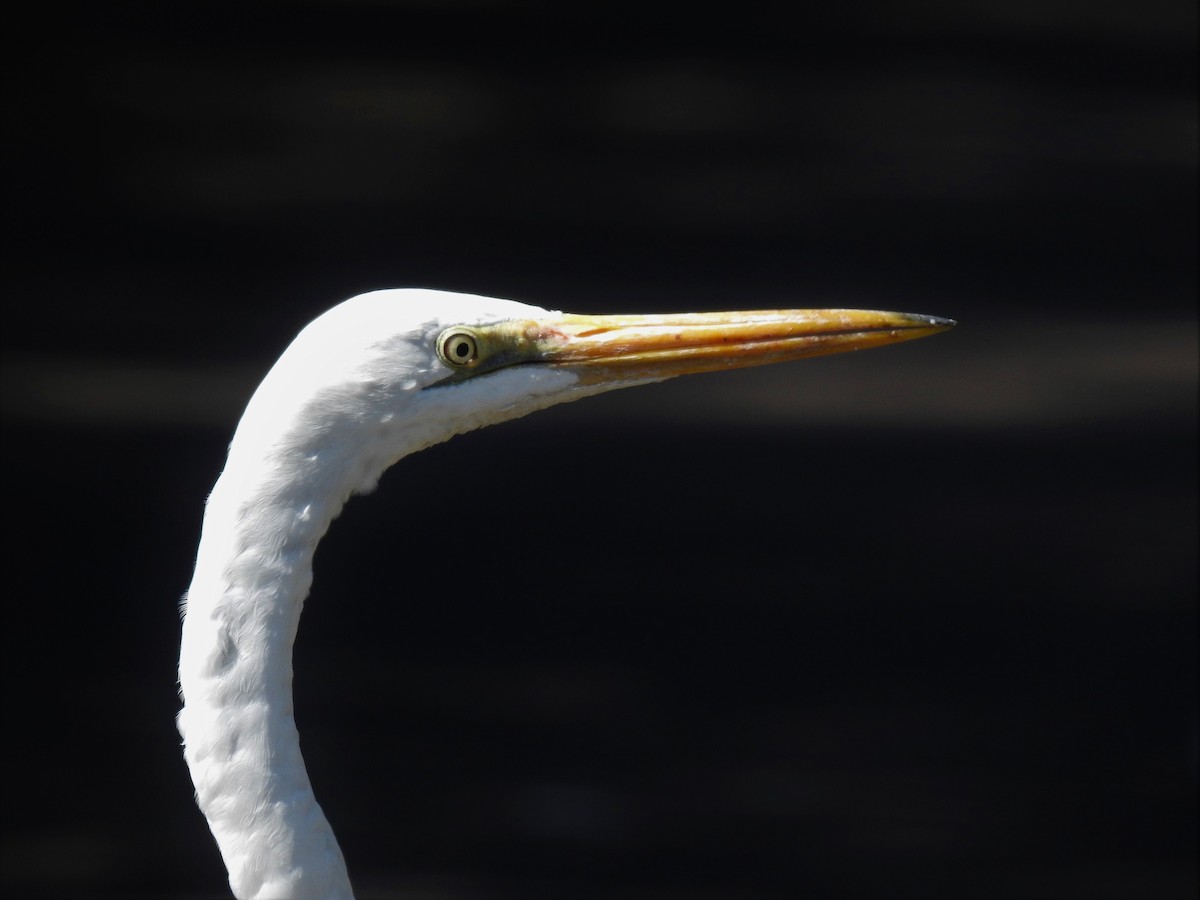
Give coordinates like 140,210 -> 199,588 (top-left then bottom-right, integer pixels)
453,339 -> 470,358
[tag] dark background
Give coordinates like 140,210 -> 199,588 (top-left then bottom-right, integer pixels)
1,2 -> 1195,898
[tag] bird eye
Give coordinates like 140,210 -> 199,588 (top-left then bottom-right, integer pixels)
438,330 -> 479,368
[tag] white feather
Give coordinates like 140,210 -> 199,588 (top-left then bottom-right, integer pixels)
179,290 -> 632,899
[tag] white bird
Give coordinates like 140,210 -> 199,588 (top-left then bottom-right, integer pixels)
178,288 -> 953,899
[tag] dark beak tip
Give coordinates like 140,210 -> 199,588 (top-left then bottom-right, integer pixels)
922,315 -> 957,329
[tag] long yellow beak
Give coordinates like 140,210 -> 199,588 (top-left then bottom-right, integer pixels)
541,309 -> 954,382
436,308 -> 955,385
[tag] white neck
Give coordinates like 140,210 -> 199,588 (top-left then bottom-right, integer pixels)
178,430 -> 359,900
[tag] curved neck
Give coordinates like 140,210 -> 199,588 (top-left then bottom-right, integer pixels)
178,443 -> 356,900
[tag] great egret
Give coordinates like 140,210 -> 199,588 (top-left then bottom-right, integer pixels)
178,288 -> 953,899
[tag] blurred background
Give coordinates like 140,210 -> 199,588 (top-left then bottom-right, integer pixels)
1,2 -> 1195,898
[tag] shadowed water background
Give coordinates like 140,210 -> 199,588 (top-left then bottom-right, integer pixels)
1,3 -> 1195,897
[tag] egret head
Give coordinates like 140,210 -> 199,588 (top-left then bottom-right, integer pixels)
227,288 -> 953,499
